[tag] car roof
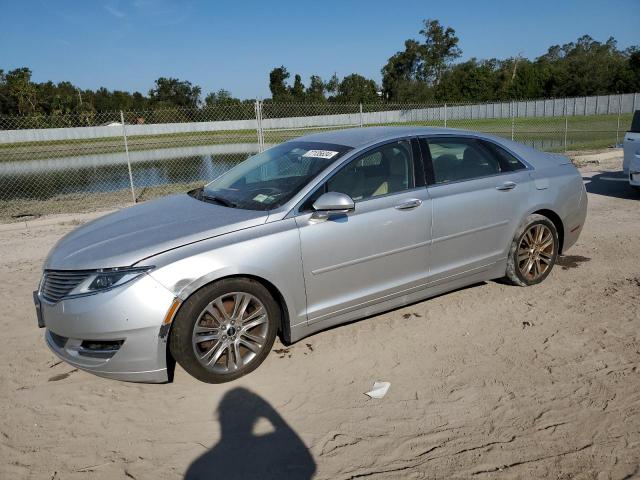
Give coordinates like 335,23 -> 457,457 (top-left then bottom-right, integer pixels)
294,126 -> 562,170
296,126 -> 480,148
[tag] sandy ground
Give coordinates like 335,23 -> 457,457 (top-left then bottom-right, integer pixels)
1,151 -> 639,479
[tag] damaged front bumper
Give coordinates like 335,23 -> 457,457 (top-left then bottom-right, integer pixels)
39,273 -> 175,383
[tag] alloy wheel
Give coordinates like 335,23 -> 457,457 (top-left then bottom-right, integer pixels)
191,292 -> 269,374
517,224 -> 555,281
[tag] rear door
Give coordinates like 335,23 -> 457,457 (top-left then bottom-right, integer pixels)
420,136 -> 531,281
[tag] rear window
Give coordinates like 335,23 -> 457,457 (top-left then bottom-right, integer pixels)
481,141 -> 527,172
630,110 -> 640,133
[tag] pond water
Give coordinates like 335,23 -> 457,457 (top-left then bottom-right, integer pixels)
0,144 -> 260,200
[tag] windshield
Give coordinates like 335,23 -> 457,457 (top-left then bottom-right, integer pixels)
199,141 -> 352,210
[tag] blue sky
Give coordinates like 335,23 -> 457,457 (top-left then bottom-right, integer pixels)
1,0 -> 639,99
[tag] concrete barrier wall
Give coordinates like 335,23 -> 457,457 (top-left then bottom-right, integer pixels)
1,93 -> 638,144
0,118 -> 258,144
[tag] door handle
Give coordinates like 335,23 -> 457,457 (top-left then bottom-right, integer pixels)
395,199 -> 422,210
496,181 -> 517,191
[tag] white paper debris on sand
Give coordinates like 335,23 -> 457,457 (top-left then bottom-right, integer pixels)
365,381 -> 391,399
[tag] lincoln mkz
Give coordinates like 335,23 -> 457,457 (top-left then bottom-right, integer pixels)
35,127 -> 587,383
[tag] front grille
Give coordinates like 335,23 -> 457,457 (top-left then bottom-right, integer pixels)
41,270 -> 92,303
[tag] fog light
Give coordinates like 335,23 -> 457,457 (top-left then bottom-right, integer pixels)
78,340 -> 123,358
81,340 -> 123,351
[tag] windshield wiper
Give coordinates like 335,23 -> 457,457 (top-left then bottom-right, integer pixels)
202,194 -> 237,208
188,187 -> 238,208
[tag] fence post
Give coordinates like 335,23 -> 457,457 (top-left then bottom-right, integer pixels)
511,101 -> 515,141
616,96 -> 622,146
584,96 -> 587,116
564,100 -> 569,152
120,110 -> 136,204
444,103 -> 447,128
634,93 -> 638,113
359,103 -> 363,128
254,100 -> 265,152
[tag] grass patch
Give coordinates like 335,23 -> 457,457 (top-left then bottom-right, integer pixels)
0,113 -> 631,162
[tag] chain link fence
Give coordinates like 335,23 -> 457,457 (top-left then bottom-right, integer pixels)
0,94 -> 637,222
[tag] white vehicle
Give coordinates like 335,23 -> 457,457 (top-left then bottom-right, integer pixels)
623,110 -> 640,192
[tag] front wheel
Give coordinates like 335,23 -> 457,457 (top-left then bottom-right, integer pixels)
169,278 -> 279,383
504,214 -> 559,286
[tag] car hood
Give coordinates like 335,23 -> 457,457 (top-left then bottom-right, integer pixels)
44,194 -> 268,270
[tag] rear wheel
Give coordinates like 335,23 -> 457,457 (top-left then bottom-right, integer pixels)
504,214 -> 559,286
169,278 -> 279,383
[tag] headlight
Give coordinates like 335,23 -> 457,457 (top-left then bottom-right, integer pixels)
68,266 -> 153,297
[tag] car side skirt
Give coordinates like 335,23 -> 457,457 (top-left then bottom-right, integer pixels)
289,259 -> 506,343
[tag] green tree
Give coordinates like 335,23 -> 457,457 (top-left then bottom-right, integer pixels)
5,67 -> 38,114
306,75 -> 326,102
627,48 -> 640,91
269,66 -> 292,101
381,39 -> 424,100
495,57 -> 544,100
334,74 -> 379,103
205,89 -> 241,105
536,36 -> 631,97
418,19 -> 462,85
290,74 -> 305,102
435,59 -> 500,102
325,73 -> 340,97
148,77 -> 201,108
0,69 -> 8,114
130,92 -> 148,110
381,19 -> 461,100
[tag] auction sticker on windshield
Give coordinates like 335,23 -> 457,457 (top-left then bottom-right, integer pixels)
302,150 -> 339,159
253,193 -> 273,203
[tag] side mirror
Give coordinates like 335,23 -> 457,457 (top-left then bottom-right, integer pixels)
312,192 -> 355,217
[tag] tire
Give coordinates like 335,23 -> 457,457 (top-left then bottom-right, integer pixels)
504,214 -> 559,287
169,278 -> 279,383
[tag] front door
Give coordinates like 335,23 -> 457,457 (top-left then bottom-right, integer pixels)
295,139 -> 431,323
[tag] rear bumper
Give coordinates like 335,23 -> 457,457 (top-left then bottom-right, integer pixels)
562,179 -> 588,253
40,274 -> 175,383
629,171 -> 640,187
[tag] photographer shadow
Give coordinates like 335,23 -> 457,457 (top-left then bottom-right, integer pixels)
185,387 -> 316,480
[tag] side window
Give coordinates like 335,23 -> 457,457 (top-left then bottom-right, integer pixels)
427,138 -> 501,184
481,141 -> 527,172
326,140 -> 415,201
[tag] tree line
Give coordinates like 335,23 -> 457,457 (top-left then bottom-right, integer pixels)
270,20 -> 639,103
1,19 -> 639,117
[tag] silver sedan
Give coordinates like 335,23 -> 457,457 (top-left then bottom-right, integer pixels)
35,127 -> 587,383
